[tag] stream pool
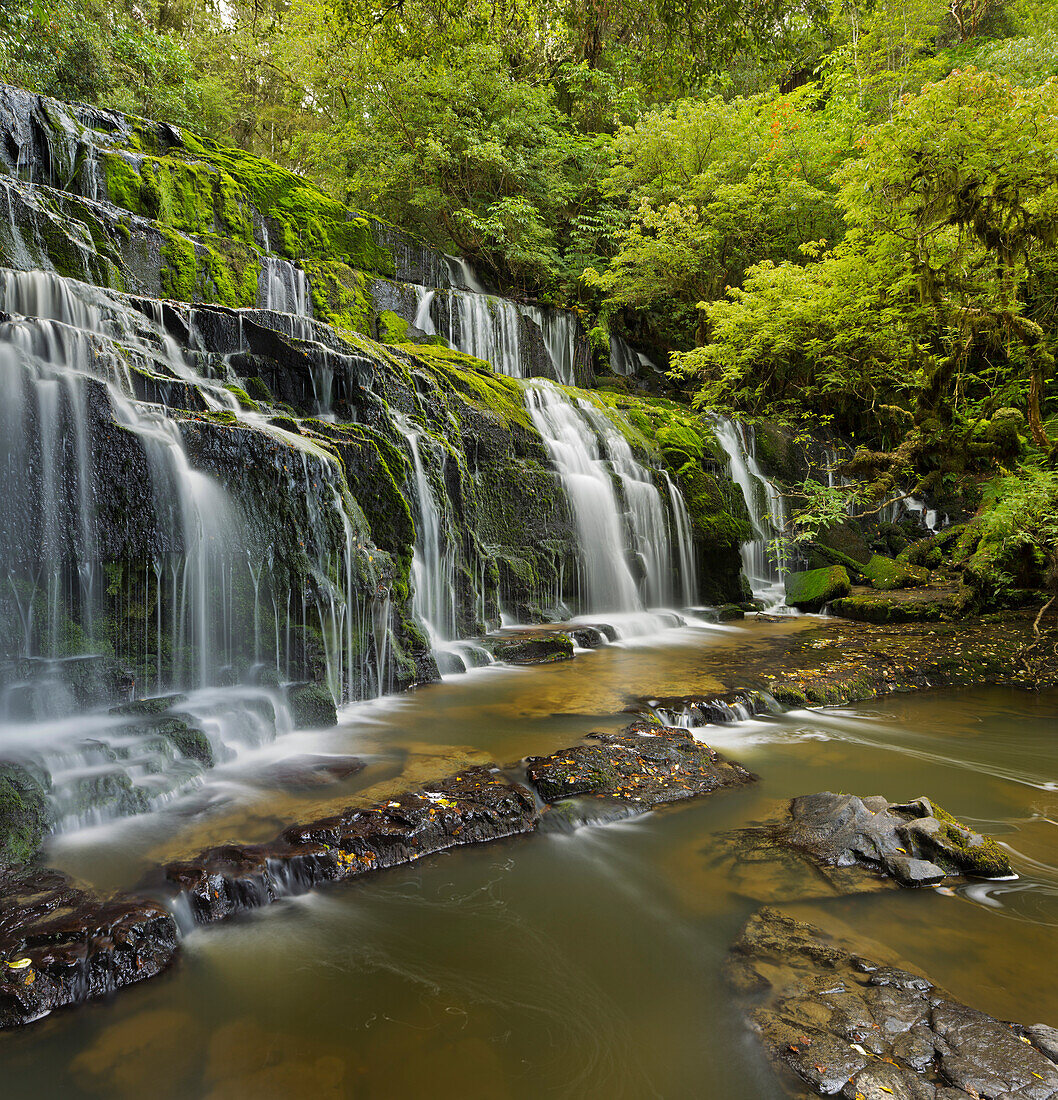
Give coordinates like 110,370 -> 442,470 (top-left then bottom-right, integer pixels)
3,619 -> 1056,1098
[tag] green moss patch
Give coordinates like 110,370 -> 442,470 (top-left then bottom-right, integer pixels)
784,566 -> 851,611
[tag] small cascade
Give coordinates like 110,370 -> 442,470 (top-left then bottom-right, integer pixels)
409,264 -> 581,385
412,287 -> 437,335
665,473 -> 699,607
447,291 -> 525,377
609,334 -> 657,378
522,305 -> 579,386
444,255 -> 486,293
525,381 -> 696,614
398,416 -> 494,674
711,416 -> 788,608
403,422 -> 456,639
259,256 -> 312,316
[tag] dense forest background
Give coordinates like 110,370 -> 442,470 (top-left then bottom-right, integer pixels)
2,0 -> 1056,595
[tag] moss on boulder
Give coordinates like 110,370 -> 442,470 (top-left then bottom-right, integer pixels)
0,764 -> 50,867
286,683 -> 338,730
861,554 -> 929,591
784,566 -> 851,612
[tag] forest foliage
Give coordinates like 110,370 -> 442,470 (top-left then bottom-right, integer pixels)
1,0 -> 1056,582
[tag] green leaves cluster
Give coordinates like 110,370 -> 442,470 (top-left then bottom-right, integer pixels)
677,70 -> 1058,447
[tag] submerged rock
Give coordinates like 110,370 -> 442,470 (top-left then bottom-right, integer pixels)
728,907 -> 1058,1099
732,792 -> 1013,889
254,754 -> 365,790
0,866 -> 177,1029
524,722 -> 756,807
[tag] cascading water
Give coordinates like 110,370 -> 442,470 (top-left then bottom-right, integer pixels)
407,254 -> 580,385
398,415 -> 494,673
448,291 -> 525,377
522,304 -> 579,386
259,256 -> 312,317
710,416 -> 788,609
609,334 -> 657,378
525,381 -> 697,621
0,268 -> 389,835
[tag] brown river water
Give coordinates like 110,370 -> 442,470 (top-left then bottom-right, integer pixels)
2,618 -> 1056,1098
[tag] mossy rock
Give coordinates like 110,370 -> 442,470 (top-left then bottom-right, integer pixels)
753,422 -> 803,482
716,604 -> 745,621
861,554 -> 929,592
899,797 -> 1013,879
770,683 -> 809,709
286,683 -> 338,729
485,633 -> 575,665
153,717 -> 214,767
377,310 -> 410,344
0,764 -> 50,867
817,521 -> 871,565
784,566 -> 851,612
110,693 -> 189,718
302,260 -> 374,337
808,543 -> 868,580
828,586 -> 972,624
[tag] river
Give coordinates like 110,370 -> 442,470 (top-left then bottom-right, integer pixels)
3,618 -> 1056,1098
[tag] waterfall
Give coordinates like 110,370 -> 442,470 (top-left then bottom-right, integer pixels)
259,256 -> 312,316
446,291 -> 525,376
403,422 -> 455,639
665,472 -> 699,607
609,334 -> 657,378
0,268 -> 389,832
710,416 -> 788,608
444,255 -> 485,293
398,416 -> 494,673
412,273 -> 580,385
413,287 -> 436,335
522,305 -> 579,386
525,381 -> 696,615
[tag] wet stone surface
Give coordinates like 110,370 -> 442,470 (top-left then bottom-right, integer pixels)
0,866 -> 178,1029
727,907 -> 1058,1099
163,724 -> 757,925
723,792 -> 1013,894
523,722 -> 757,807
162,766 -> 541,924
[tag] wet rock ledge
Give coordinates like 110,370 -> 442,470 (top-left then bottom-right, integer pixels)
160,722 -> 753,926
729,907 -> 1058,1099
0,866 -> 177,1029
4,718 -> 750,1026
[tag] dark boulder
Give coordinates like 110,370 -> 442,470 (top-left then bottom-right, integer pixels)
162,766 -> 539,924
524,722 -> 757,807
0,866 -> 177,1029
